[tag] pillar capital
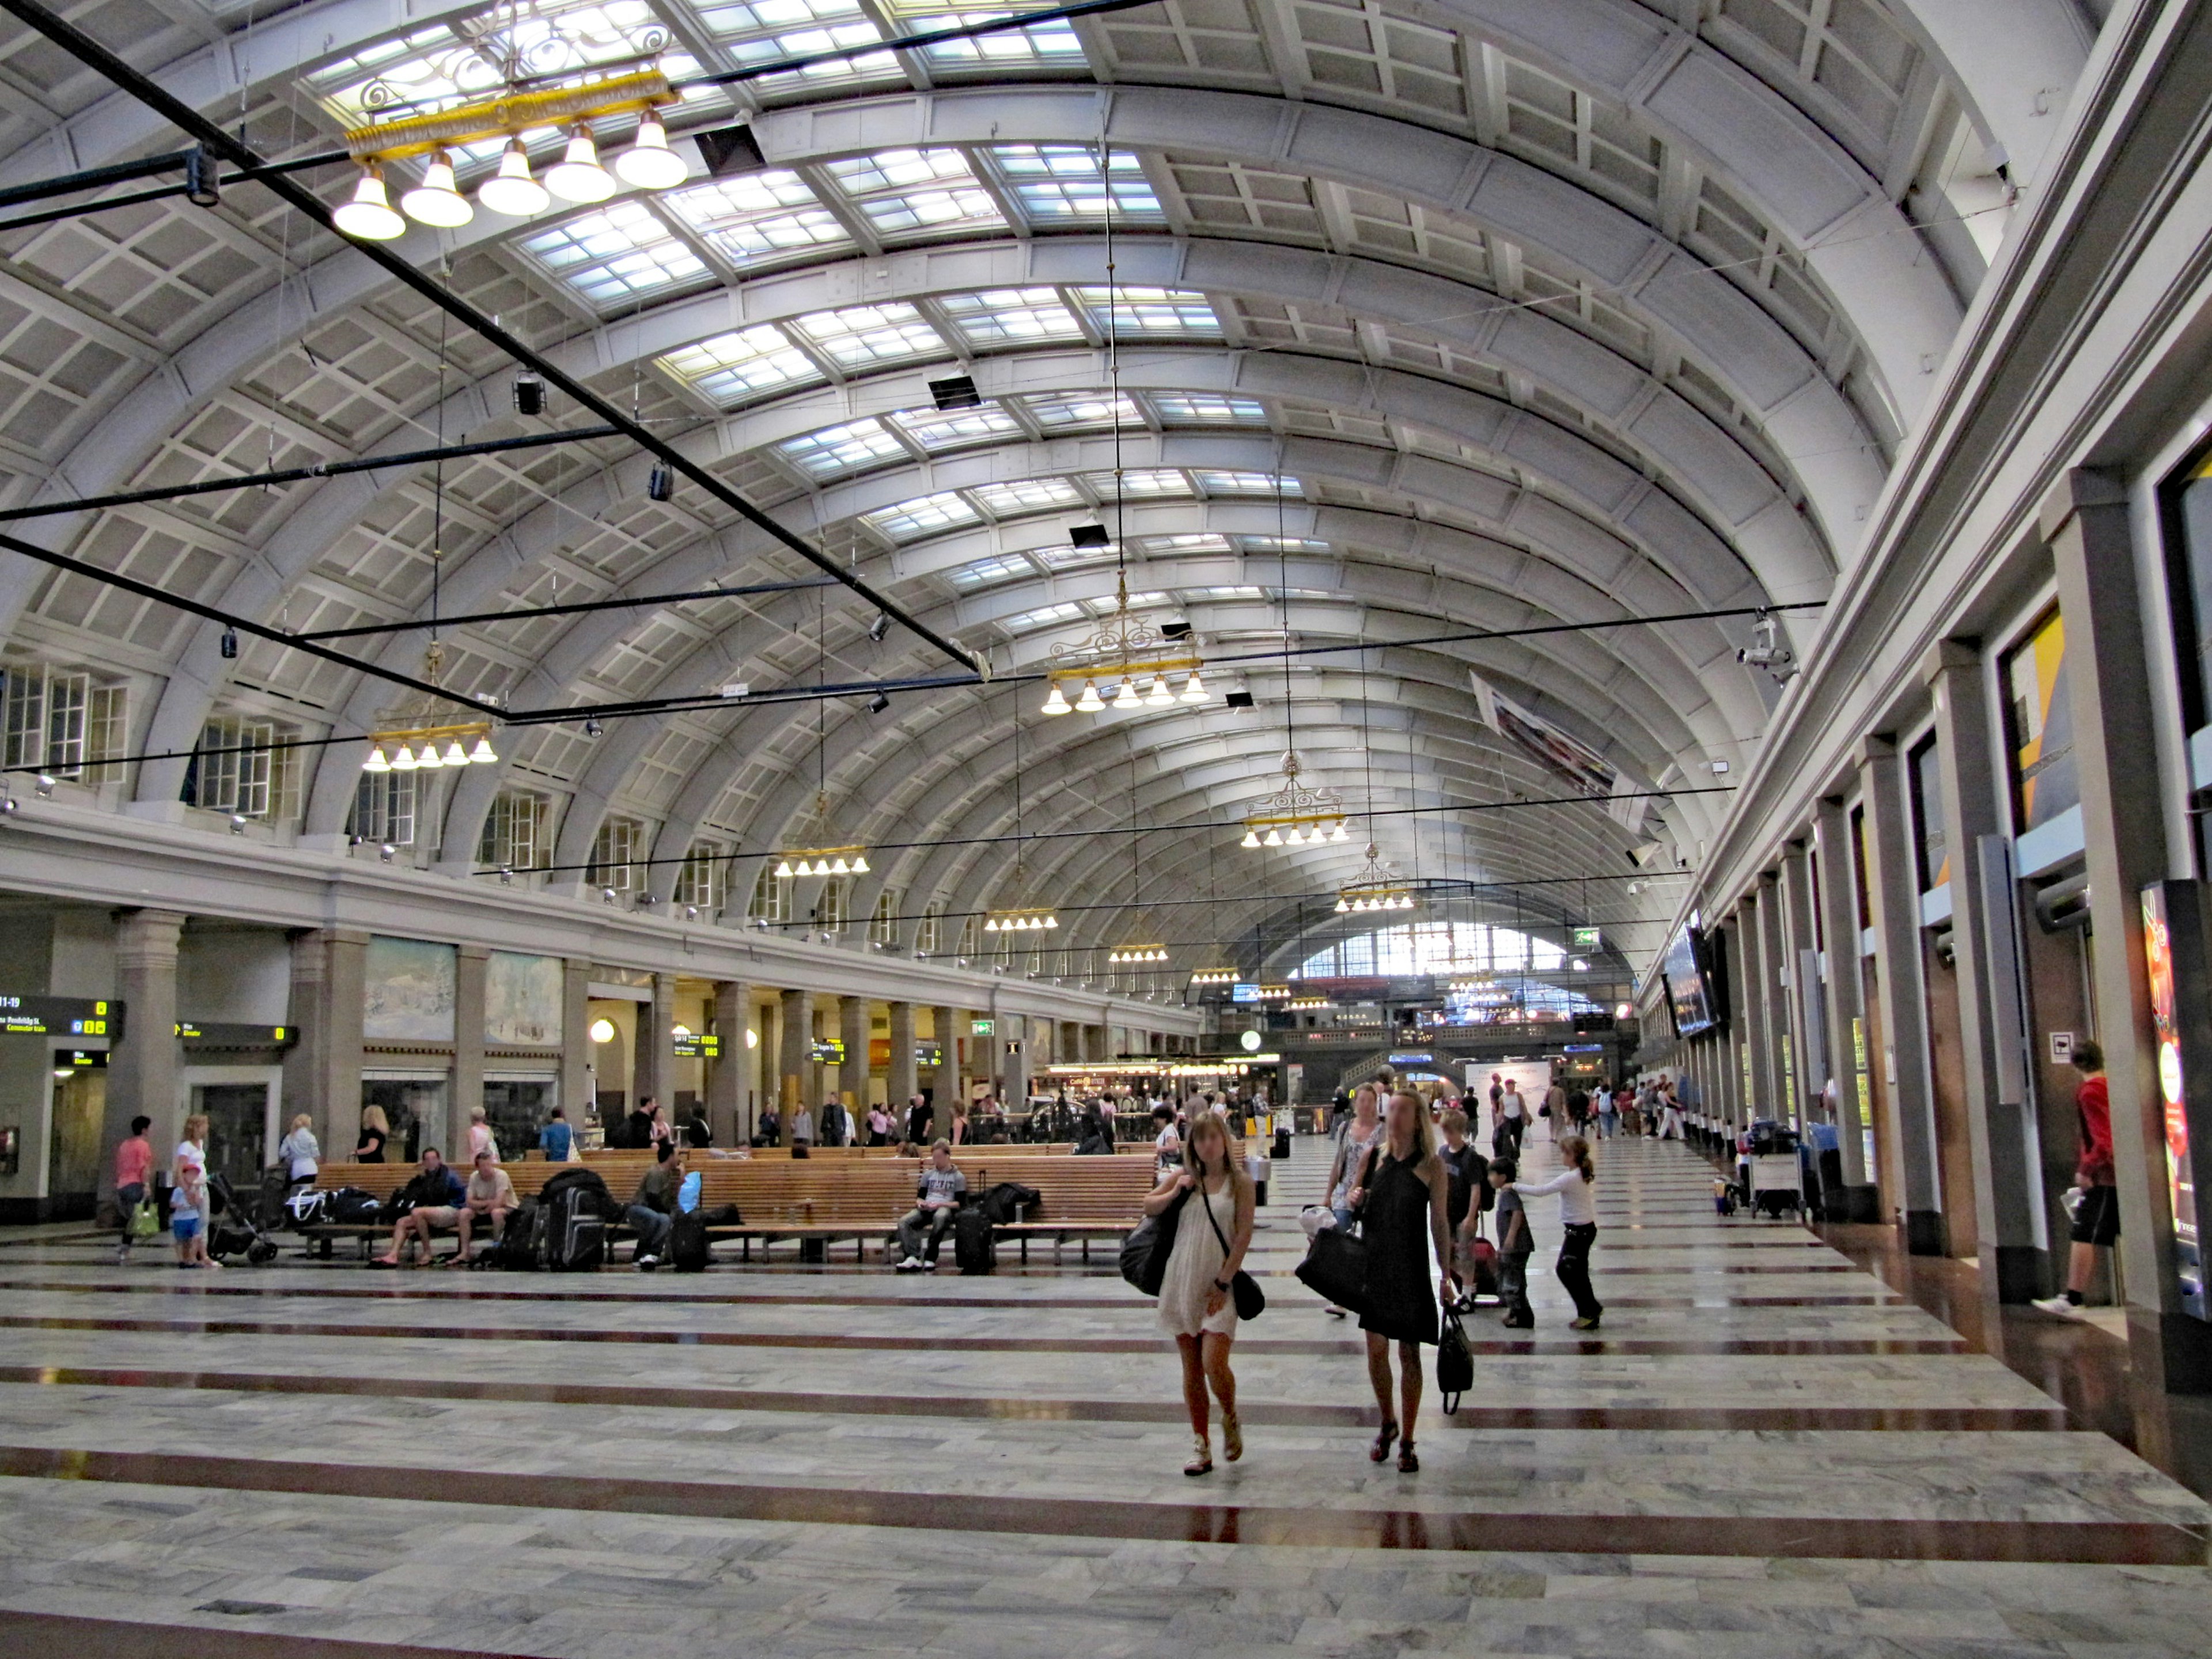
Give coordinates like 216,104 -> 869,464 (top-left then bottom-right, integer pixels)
2037,465 -> 2128,542
1917,637 -> 1980,687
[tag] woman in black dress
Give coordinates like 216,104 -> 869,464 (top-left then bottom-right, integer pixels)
1347,1089 -> 1457,1471
354,1105 -> 388,1164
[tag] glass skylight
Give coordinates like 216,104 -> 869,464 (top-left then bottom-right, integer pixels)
863,490 -> 981,540
1082,468 -> 1191,498
1022,392 -> 1139,430
1072,286 -> 1221,336
793,304 -> 950,369
944,551 -> 1037,588
1032,540 -> 1119,570
1239,536 -> 1332,551
714,0 -> 897,88
777,417 -> 910,479
1181,585 -> 1266,600
1150,393 -> 1266,424
1090,590 -> 1166,612
989,145 -> 1163,221
1195,471 -> 1301,496
897,4 -> 1086,67
1004,601 -> 1085,631
664,173 -> 852,267
517,202 -> 708,308
824,149 -> 1007,237
1141,532 -> 1236,552
889,402 -> 1024,450
660,325 -> 823,405
970,478 -> 1084,516
936,288 -> 1084,347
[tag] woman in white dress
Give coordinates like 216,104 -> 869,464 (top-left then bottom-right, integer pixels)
1144,1110 -> 1255,1476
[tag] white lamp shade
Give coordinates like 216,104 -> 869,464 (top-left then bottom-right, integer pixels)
614,115 -> 689,190
851,854 -> 869,873
362,747 -> 389,773
1044,915 -> 1058,929
774,859 -> 794,877
389,744 -> 418,771
1262,827 -> 1283,846
443,739 -> 469,765
1240,829 -> 1260,848
400,154 -> 473,227
1074,683 -> 1104,712
333,169 -> 406,240
830,857 -> 850,875
468,736 -> 498,763
415,743 -> 445,769
1180,671 -> 1206,703
1112,680 -> 1142,709
479,141 -> 550,216
1041,683 -> 1071,715
545,127 -> 616,203
1146,675 -> 1172,705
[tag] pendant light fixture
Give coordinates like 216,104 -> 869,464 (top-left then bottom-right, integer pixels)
774,590 -> 867,880
545,123 -> 617,202
399,150 -> 473,227
615,112 -> 690,190
479,138 -> 551,217
333,166 -> 407,240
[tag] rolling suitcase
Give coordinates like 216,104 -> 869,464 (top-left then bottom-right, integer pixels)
953,1206 -> 995,1275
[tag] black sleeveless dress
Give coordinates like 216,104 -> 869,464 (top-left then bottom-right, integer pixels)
1359,1150 -> 1440,1346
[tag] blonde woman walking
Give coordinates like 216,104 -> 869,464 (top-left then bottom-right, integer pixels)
1145,1111 -> 1255,1475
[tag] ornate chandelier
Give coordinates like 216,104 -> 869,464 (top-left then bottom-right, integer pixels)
1335,844 -> 1418,912
1188,967 -> 1238,986
362,643 -> 500,772
775,792 -> 868,879
985,907 -> 1059,933
1239,750 -> 1348,847
1108,944 -> 1168,964
1040,570 -> 1205,715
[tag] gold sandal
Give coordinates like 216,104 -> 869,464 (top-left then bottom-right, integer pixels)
1221,1409 -> 1244,1463
1184,1433 -> 1213,1476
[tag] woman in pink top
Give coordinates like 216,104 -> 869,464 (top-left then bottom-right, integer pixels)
112,1116 -> 153,1266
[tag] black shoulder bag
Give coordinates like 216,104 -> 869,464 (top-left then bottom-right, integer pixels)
1198,1181 -> 1266,1319
1294,1145 -> 1377,1314
1119,1184 -> 1188,1296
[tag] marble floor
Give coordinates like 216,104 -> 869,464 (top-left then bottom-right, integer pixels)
3,1133 -> 2209,1658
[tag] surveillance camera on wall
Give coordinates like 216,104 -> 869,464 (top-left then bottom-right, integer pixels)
1736,612 -> 1796,683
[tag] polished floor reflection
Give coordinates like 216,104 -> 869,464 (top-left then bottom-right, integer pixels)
0,1134 -> 2206,1656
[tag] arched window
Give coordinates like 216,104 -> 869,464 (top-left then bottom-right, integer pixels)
1296,921 -> 1567,979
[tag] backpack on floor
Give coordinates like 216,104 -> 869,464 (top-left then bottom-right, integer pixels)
492,1200 -> 541,1270
669,1207 -> 710,1273
953,1206 -> 995,1275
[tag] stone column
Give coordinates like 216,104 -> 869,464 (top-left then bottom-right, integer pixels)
1815,798 -> 1873,1206
2045,469 -> 2212,1388
839,994 -> 870,1122
931,1004 -> 959,1111
632,972 -> 676,1115
887,1001 -> 917,1111
103,909 -> 184,1218
316,929 -> 368,1158
1747,876 -> 1782,1114
281,930 -> 327,1164
1860,735 -> 1945,1253
1926,638 -> 2044,1301
709,980 -> 749,1147
560,959 -> 592,1135
449,944 -> 487,1161
1001,1013 -> 1031,1104
778,988 -> 811,1112
1781,841 -> 1825,1127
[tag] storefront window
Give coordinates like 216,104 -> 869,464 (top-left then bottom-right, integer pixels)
1999,608 -> 2077,834
1909,736 -> 1947,891
2164,445 -> 2212,734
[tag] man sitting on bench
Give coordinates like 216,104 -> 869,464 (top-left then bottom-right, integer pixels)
627,1142 -> 684,1270
895,1139 -> 965,1272
453,1148 -> 517,1262
372,1149 -> 467,1266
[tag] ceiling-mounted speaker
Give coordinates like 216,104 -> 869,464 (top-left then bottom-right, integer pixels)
1160,620 -> 1193,640
692,124 -> 767,177
1224,690 -> 1255,709
1069,523 -> 1111,548
928,374 -> 982,411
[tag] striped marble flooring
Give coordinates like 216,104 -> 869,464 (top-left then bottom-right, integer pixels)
1,1132 -> 2207,1658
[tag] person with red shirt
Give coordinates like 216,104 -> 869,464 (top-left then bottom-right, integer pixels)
112,1115 -> 154,1267
2034,1040 -> 2118,1317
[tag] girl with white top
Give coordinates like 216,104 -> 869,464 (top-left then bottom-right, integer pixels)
1509,1133 -> 1603,1328
275,1115 -> 320,1189
1145,1111 -> 1255,1475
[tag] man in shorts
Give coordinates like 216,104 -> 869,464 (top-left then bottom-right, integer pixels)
373,1149 -> 467,1267
454,1148 -> 518,1262
2035,1041 -> 2118,1317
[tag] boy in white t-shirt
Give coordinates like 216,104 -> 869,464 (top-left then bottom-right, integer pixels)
169,1113 -> 217,1270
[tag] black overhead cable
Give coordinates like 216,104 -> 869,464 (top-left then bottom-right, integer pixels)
0,0 -> 976,676
297,577 -> 838,641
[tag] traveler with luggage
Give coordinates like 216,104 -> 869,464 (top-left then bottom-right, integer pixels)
1316,1085 -> 1384,1320
371,1149 -> 467,1267
1508,1134 -> 1604,1329
1596,1087 -> 1620,1140
1347,1090 -> 1457,1471
1147,1110 -> 1254,1475
451,1148 -> 517,1263
895,1140 -> 965,1271
626,1142 -> 684,1269
112,1114 -> 154,1266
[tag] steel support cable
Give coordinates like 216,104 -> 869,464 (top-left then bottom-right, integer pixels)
0,0 -> 975,674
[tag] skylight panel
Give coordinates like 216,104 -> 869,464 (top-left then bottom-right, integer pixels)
936,289 -> 1084,348
1182,585 -> 1266,600
1089,590 -> 1166,613
518,202 -> 708,309
720,6 -> 897,86
777,417 -> 910,479
1022,392 -> 1139,430
1150,393 -> 1266,425
945,551 -> 1037,588
1240,535 -> 1331,552
1032,540 -> 1119,570
1082,468 -> 1191,498
970,478 -> 1084,517
1071,286 -> 1221,336
888,402 -> 1024,450
1195,470 -> 1301,496
864,490 -> 981,540
892,3 -> 1086,67
1004,601 -> 1085,631
792,303 -> 949,369
664,172 -> 853,267
824,149 -> 1007,237
989,145 -> 1163,222
659,325 -> 823,405
1140,532 -> 1235,553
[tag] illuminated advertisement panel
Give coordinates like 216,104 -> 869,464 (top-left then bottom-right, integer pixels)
2142,884 -> 2205,1317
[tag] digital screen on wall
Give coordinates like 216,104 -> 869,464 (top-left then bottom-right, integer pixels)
1662,925 -> 1715,1039
2142,884 -> 2205,1318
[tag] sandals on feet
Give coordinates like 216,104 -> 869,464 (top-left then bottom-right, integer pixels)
1397,1440 -> 1419,1474
1370,1419 -> 1398,1463
1184,1433 -> 1213,1476
1221,1410 -> 1244,1463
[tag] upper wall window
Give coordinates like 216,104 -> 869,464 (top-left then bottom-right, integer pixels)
2162,442 -> 2212,740
2,664 -> 126,782
1908,734 -> 1946,892
1998,608 -> 2077,835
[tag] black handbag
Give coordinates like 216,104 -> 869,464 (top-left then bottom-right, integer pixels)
1436,1305 -> 1473,1412
1196,1182 -> 1265,1320
1294,1224 -> 1369,1315
1119,1186 -> 1188,1296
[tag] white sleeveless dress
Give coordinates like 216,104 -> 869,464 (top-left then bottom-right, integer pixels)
1157,1177 -> 1237,1338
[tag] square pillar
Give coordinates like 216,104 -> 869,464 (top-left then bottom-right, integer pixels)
560,959 -> 592,1135
103,909 -> 184,1218
1926,638 -> 2046,1301
779,988 -> 812,1112
633,972 -> 676,1114
2046,469 -> 2212,1388
1751,875 -> 1786,1115
839,995 -> 870,1123
1861,735 -> 1947,1253
1781,840 -> 1825,1127
708,980 -> 750,1147
887,1001 -> 917,1110
1816,798 -> 1875,1207
931,1004 -> 959,1110
313,929 -> 368,1161
450,944 -> 488,1160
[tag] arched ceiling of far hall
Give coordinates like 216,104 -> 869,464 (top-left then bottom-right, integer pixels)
0,0 -> 2091,979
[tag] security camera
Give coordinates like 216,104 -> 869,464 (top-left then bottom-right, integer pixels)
1736,612 -> 1796,682
867,612 -> 890,642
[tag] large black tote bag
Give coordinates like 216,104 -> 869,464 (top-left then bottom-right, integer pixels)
1119,1186 -> 1188,1296
1294,1225 -> 1370,1315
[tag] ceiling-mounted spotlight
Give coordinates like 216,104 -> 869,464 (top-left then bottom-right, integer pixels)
183,146 -> 219,209
684,904 -> 700,921
1710,759 -> 1730,775
602,887 -> 618,904
499,866 -> 515,887
927,374 -> 982,411
228,812 -> 247,834
636,891 -> 657,908
1225,690 -> 1255,709
866,692 -> 891,715
647,465 -> 674,502
584,717 -> 603,738
34,774 -> 55,798
378,843 -> 397,862
867,611 -> 890,642
512,372 -> 546,416
0,797 -> 16,815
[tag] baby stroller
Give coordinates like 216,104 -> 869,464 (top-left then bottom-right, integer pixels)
204,1171 -> 281,1264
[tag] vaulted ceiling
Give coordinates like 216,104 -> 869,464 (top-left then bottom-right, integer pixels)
0,0 -> 2099,987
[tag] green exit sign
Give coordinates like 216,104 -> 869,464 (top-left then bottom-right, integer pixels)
1571,927 -> 1601,950
971,1018 -> 994,1035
